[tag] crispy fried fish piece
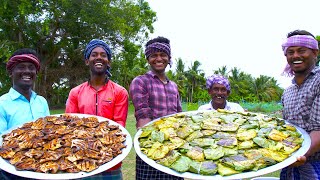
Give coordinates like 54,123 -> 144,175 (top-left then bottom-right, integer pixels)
88,138 -> 104,151
58,157 -> 76,171
24,148 -> 44,159
55,125 -> 73,135
10,151 -> 26,165
38,161 -> 59,173
75,159 -> 98,172
73,129 -> 93,139
39,150 -> 62,163
45,116 -> 58,122
43,138 -> 63,151
15,158 -> 38,171
0,147 -> 16,159
31,118 -> 47,130
66,149 -> 85,162
85,149 -> 102,159
69,117 -> 84,127
2,139 -> 19,149
82,117 -> 99,128
3,128 -> 25,141
71,139 -> 88,150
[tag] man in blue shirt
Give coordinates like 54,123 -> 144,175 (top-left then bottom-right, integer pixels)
0,48 -> 49,134
0,48 -> 50,179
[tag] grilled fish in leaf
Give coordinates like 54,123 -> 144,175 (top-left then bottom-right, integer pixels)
151,131 -> 165,143
253,137 -> 274,149
217,163 -> 240,176
237,129 -> 257,141
234,117 -> 247,125
204,146 -> 224,160
139,138 -> 154,148
268,129 -> 289,141
156,117 -> 179,129
212,132 -> 235,139
186,146 -> 204,161
221,154 -> 255,171
220,123 -> 239,132
199,161 -> 218,175
217,137 -> 238,148
259,148 -> 288,162
222,147 -> 238,156
166,137 -> 185,150
160,127 -> 177,140
170,155 -> 192,172
240,124 -> 258,129
238,140 -> 254,149
177,125 -> 194,139
259,120 -> 278,128
191,115 -> 204,123
257,127 -> 273,137
186,131 -> 204,142
190,138 -> 216,147
189,160 -> 201,174
201,130 -> 216,136
158,150 -> 181,167
283,130 -> 301,138
219,114 -> 242,124
201,118 -> 222,130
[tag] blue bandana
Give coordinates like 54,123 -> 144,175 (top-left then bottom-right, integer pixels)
84,39 -> 112,60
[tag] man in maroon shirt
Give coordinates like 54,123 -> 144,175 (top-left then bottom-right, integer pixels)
130,36 -> 182,180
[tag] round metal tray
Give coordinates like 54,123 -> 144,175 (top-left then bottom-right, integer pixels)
0,113 -> 133,180
134,110 -> 311,180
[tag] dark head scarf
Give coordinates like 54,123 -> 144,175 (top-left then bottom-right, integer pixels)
6,54 -> 40,73
145,42 -> 171,60
84,39 -> 112,60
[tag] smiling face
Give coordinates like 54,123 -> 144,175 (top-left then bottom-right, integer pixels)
147,51 -> 169,73
286,46 -> 318,75
85,47 -> 110,76
208,83 -> 230,110
11,62 -> 37,91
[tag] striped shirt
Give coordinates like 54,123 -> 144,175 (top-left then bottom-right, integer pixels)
129,71 -> 182,122
281,66 -> 320,162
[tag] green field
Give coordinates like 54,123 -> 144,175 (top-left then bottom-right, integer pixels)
52,103 -> 281,180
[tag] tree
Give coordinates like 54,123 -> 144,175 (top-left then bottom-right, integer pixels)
185,60 -> 205,103
0,0 -> 156,106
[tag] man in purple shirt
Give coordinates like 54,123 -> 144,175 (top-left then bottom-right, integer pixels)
130,36 -> 182,180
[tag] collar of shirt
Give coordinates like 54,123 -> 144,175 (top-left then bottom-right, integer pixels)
147,71 -> 169,83
291,66 -> 320,85
86,81 -> 110,92
8,87 -> 36,101
208,100 -> 230,110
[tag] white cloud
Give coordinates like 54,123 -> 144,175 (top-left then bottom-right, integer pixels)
146,0 -> 320,88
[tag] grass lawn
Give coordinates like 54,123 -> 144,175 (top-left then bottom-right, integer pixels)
51,103 -> 280,180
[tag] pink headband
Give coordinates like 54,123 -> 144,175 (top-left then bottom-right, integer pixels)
281,35 -> 319,76
6,54 -> 40,73
282,35 -> 318,55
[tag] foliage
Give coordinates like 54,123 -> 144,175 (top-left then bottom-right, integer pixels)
240,102 -> 283,113
0,0 -> 156,106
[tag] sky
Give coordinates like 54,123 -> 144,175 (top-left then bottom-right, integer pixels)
146,0 -> 320,88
